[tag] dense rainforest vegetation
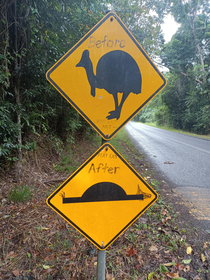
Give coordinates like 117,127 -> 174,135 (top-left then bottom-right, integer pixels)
0,0 -> 209,171
137,0 -> 210,135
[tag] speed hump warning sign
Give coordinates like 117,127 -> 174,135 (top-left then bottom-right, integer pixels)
46,12 -> 166,140
47,143 -> 158,250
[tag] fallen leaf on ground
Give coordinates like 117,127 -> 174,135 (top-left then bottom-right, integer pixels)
41,227 -> 50,231
106,274 -> 115,280
200,253 -> 205,262
42,214 -> 48,219
162,216 -> 171,225
44,253 -> 56,260
6,251 -> 18,259
164,250 -> 170,254
165,272 -> 179,278
148,272 -> 155,280
161,209 -> 167,215
186,246 -> 193,254
182,259 -> 191,264
203,242 -> 209,249
183,265 -> 190,272
45,247 -> 52,252
158,227 -> 169,235
163,262 -> 175,267
149,245 -> 158,252
12,270 -> 20,277
175,263 -> 183,270
193,276 -> 201,280
137,255 -> 143,265
126,246 -> 137,256
43,264 -> 50,269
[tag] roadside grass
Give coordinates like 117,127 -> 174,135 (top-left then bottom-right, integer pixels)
0,129 -> 209,279
110,129 -> 142,163
143,122 -> 210,140
8,185 -> 32,203
54,135 -> 101,173
55,154 -> 79,173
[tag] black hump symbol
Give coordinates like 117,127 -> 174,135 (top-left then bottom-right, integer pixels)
62,182 -> 151,204
76,50 -> 142,120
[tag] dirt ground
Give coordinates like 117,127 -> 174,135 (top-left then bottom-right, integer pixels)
0,134 -> 209,279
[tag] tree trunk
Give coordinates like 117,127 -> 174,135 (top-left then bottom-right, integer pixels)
1,1 -> 10,99
189,4 -> 206,84
14,0 -> 23,176
14,82 -> 23,176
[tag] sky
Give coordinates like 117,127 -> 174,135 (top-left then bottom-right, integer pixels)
161,14 -> 180,43
158,14 -> 181,71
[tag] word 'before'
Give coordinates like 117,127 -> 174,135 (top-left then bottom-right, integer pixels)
88,35 -> 126,49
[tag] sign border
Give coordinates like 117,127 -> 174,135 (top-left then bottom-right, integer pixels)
46,12 -> 166,140
46,143 -> 158,250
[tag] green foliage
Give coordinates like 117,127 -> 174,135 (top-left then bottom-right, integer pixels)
137,93 -> 170,126
0,103 -> 19,158
8,185 -> 32,203
49,135 -> 64,156
105,0 -> 167,56
138,107 -> 156,123
155,105 -> 169,126
55,154 -> 79,173
140,2 -> 210,135
0,0 -> 104,163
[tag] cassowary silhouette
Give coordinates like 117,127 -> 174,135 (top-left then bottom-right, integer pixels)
76,49 -> 142,120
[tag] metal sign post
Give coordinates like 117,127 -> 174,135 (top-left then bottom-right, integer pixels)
96,137 -> 108,280
97,249 -> 106,280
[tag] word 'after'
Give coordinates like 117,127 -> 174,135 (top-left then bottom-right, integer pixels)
88,163 -> 120,174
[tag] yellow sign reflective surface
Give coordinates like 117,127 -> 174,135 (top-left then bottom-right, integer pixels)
46,12 -> 166,140
47,144 -> 158,250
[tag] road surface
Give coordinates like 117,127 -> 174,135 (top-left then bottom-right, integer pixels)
126,122 -> 210,232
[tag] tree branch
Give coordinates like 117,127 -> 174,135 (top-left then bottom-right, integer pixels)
181,72 -> 203,84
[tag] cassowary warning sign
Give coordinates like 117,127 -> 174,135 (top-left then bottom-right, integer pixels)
46,12 -> 166,140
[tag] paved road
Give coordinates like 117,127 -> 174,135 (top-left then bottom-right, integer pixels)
125,122 -> 210,232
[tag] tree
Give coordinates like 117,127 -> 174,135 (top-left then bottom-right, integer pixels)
139,0 -> 210,134
104,0 -> 170,58
170,0 -> 210,85
159,1 -> 210,134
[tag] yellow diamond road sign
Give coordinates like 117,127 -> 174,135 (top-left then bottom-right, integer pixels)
47,143 -> 158,250
46,12 -> 166,140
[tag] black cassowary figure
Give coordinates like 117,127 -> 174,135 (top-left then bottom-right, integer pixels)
76,50 -> 142,120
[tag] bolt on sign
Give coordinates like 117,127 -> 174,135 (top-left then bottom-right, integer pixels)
47,143 -> 158,250
46,12 -> 166,140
